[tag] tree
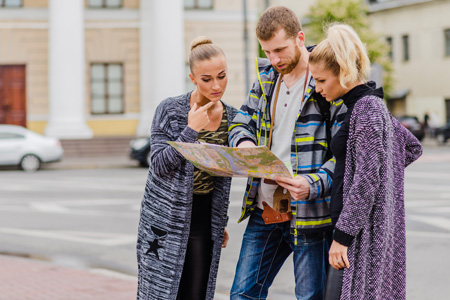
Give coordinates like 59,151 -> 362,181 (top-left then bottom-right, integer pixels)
304,0 -> 393,96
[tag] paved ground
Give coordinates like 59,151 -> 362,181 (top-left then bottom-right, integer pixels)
1,156 -> 141,300
0,137 -> 446,300
0,254 -> 137,300
0,155 -> 232,300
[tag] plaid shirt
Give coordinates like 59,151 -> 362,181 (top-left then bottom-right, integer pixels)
229,57 -> 346,233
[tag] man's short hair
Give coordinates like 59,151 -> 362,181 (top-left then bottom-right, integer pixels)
256,6 -> 302,41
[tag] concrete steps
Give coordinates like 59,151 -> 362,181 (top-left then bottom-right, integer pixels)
60,137 -> 133,157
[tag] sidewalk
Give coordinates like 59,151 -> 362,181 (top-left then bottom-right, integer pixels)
4,157 -> 234,299
0,254 -> 231,300
0,255 -> 137,300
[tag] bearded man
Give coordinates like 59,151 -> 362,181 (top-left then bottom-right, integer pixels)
228,6 -> 347,300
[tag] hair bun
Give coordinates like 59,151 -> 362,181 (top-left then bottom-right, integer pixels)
190,36 -> 213,51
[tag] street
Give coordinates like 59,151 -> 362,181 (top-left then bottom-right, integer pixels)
0,141 -> 449,299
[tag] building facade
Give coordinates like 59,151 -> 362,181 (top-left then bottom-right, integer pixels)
0,0 -> 315,139
369,0 -> 450,125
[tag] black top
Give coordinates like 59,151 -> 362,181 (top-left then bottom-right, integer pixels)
330,81 -> 384,227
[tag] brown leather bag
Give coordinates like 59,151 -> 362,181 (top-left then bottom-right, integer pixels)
262,186 -> 292,224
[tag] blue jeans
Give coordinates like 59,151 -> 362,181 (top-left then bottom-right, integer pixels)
230,208 -> 331,300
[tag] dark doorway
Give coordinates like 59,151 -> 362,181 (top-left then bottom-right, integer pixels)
0,65 -> 26,127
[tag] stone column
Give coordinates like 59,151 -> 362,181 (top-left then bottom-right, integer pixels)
137,0 -> 185,136
45,0 -> 93,139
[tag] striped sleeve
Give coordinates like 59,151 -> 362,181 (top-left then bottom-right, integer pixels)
228,80 -> 262,147
302,157 -> 335,200
150,100 -> 198,177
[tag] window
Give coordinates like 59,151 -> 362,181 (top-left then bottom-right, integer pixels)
0,132 -> 24,139
90,63 -> 124,114
386,36 -> 393,60
445,29 -> 450,57
184,0 -> 213,10
446,99 -> 450,122
88,0 -> 122,8
402,35 -> 409,61
0,0 -> 22,7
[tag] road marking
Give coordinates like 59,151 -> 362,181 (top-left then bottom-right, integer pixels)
0,227 -> 136,246
30,203 -> 70,213
42,199 -> 139,207
405,183 -> 450,192
405,199 -> 450,207
1,178 -> 143,192
411,207 -> 450,213
0,205 -> 30,212
408,215 -> 450,231
406,171 -> 450,180
406,230 -> 450,239
0,199 -> 141,216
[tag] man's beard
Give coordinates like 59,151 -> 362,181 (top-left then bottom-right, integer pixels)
274,46 -> 301,75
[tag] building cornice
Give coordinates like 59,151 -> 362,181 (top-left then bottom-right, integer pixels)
0,8 -> 258,29
0,7 -> 140,29
369,0 -> 436,13
184,10 -> 258,22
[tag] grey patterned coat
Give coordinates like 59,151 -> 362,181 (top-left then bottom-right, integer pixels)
335,96 -> 422,299
136,92 -> 237,300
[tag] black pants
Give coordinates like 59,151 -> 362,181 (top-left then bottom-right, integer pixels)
324,265 -> 344,300
177,193 -> 212,300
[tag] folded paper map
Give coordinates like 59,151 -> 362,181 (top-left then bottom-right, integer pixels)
167,141 -> 293,179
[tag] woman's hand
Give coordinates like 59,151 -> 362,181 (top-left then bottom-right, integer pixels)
188,102 -> 214,132
237,140 -> 256,148
329,240 -> 350,270
222,227 -> 229,248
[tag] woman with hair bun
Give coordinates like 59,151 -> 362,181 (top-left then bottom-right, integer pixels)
308,24 -> 422,299
136,36 -> 237,300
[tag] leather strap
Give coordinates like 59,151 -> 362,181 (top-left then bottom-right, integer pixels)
263,67 -> 309,186
267,74 -> 283,149
262,201 -> 292,224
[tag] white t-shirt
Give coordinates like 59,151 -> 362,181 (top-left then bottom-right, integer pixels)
257,74 -> 309,209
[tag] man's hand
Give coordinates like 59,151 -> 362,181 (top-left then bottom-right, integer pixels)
275,176 -> 310,200
329,240 -> 350,270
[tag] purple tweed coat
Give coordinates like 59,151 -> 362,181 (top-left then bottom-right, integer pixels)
336,95 -> 422,299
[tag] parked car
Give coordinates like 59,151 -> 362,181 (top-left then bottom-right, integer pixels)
435,122 -> 450,144
130,137 -> 150,167
396,115 -> 425,141
0,124 -> 63,171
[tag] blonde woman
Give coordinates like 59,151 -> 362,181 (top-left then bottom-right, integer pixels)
136,37 -> 237,300
308,24 -> 422,299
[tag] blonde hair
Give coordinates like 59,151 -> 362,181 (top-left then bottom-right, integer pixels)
309,24 -> 371,88
189,36 -> 225,74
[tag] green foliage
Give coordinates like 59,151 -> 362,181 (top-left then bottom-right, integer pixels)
304,0 -> 393,96
258,43 -> 267,58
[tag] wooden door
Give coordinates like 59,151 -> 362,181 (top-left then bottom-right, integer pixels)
0,65 -> 26,127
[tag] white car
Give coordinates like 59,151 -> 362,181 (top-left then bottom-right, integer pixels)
0,125 -> 63,171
